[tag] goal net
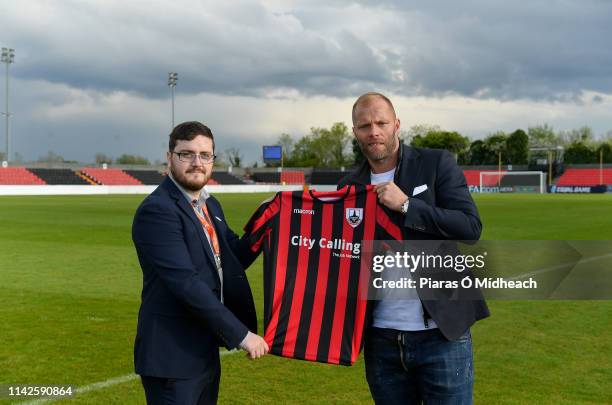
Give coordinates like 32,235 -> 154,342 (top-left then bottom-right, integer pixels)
479,171 -> 545,193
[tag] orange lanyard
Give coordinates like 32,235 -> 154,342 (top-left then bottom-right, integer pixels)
192,202 -> 221,259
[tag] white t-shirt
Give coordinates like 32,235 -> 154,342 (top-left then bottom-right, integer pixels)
370,168 -> 438,331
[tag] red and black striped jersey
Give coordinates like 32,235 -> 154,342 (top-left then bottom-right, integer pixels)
243,185 -> 402,366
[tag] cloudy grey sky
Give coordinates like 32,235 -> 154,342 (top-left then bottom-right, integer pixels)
1,0 -> 611,165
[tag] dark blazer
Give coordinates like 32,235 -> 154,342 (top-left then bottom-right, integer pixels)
132,176 -> 257,378
339,142 -> 489,340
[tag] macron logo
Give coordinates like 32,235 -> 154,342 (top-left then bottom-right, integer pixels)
293,208 -> 315,215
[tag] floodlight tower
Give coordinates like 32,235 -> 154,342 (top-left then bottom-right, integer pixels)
168,72 -> 178,129
1,47 -> 15,163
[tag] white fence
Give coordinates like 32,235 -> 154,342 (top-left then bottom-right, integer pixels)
0,184 -> 338,196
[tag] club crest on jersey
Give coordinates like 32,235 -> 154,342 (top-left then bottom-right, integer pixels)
346,208 -> 363,227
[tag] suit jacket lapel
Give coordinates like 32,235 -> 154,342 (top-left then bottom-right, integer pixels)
396,144 -> 423,197
163,177 -> 220,273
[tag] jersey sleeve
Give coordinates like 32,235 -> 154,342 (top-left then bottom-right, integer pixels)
375,204 -> 403,241
243,193 -> 282,253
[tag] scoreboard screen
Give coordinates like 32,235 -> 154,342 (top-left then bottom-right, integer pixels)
263,145 -> 282,161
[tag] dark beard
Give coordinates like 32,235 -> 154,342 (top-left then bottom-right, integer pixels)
171,166 -> 208,191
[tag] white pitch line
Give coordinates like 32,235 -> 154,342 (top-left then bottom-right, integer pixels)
17,350 -> 240,405
507,252 -> 612,281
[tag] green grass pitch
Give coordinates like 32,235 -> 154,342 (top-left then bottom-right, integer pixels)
1,193 -> 611,404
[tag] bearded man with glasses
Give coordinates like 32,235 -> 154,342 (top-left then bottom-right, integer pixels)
132,121 -> 268,405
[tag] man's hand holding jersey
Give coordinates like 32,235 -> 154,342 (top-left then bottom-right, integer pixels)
239,331 -> 269,359
374,181 -> 408,212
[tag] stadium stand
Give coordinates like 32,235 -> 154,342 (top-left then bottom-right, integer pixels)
123,171 -> 246,186
77,172 -> 99,185
462,170 -> 505,187
556,168 -> 612,186
310,169 -> 346,185
80,167 -> 143,185
28,168 -> 91,185
120,172 -> 242,186
0,167 -> 46,185
251,171 -> 305,184
280,171 -> 305,185
251,172 -> 280,183
211,172 -> 245,185
15,166 -> 612,190
463,170 -> 481,187
1,167 -> 248,186
124,169 -> 165,185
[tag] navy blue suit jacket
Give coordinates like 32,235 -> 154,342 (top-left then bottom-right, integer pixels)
132,177 -> 257,378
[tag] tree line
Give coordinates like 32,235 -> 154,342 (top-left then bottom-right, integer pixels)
271,123 -> 612,168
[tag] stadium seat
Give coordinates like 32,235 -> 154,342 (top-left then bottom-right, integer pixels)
463,170 -> 481,187
0,167 -> 46,185
124,170 -> 166,185
81,168 -> 143,185
28,168 -> 91,185
462,170 -> 506,187
211,172 -> 245,185
310,170 -> 347,185
555,168 -> 612,186
251,172 -> 281,183
281,171 -> 305,185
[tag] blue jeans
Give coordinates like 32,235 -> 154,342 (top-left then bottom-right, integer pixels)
364,327 -> 473,405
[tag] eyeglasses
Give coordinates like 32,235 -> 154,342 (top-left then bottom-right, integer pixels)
173,152 -> 216,163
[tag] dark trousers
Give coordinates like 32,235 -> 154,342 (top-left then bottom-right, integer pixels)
364,327 -> 473,405
140,359 -> 221,405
